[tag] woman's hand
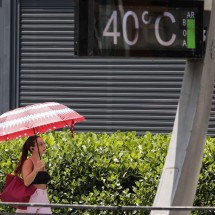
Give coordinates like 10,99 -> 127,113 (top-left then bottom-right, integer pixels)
35,160 -> 45,171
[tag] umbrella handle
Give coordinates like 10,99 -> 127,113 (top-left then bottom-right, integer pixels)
70,121 -> 74,138
35,138 -> 42,160
33,129 -> 41,160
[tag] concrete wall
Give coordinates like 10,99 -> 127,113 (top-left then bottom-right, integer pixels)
0,0 -> 11,114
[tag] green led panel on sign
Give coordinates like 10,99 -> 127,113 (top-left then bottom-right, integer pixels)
187,19 -> 196,49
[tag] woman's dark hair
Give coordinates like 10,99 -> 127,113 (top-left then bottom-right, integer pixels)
14,135 -> 39,175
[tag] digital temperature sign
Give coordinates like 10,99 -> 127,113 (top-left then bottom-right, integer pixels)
77,0 -> 204,58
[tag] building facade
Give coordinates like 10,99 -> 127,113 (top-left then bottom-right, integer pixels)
1,0 -> 214,136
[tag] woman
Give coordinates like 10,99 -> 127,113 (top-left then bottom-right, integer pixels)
15,135 -> 52,214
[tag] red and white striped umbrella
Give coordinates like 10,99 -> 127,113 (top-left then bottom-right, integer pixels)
0,102 -> 85,141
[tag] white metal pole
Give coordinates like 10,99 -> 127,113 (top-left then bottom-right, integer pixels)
151,1 -> 215,215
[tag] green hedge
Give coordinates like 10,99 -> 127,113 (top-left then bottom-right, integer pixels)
0,130 -> 214,214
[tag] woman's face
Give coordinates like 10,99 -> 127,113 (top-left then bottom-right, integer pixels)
34,137 -> 46,155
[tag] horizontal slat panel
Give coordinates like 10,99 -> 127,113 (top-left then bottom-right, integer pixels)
21,0 -> 76,7
19,59 -> 183,136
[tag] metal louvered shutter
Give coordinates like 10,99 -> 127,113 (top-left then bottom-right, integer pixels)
20,0 -> 76,64
19,0 -> 215,136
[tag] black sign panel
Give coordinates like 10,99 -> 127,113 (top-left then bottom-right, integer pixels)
77,0 -> 204,58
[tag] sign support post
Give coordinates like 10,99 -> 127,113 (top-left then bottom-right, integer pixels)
151,1 -> 215,214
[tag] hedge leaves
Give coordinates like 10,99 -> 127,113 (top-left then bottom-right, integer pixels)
0,130 -> 213,214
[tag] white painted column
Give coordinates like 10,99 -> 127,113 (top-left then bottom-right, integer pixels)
151,1 -> 215,215
204,0 -> 212,11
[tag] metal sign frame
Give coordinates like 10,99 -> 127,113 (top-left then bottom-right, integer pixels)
77,0 -> 204,58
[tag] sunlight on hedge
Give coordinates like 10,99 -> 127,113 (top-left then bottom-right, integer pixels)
0,130 -> 213,214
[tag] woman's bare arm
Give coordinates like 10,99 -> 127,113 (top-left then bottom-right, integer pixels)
22,159 -> 44,186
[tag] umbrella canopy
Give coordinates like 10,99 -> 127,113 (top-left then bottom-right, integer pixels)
0,102 -> 85,141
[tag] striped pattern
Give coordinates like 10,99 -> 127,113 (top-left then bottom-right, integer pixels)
18,0 -> 185,135
0,102 -> 85,141
18,0 -> 215,137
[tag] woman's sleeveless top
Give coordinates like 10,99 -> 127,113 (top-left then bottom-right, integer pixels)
27,158 -> 51,185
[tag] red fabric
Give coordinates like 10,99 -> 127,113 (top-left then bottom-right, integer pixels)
0,174 -> 37,209
0,102 -> 85,141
